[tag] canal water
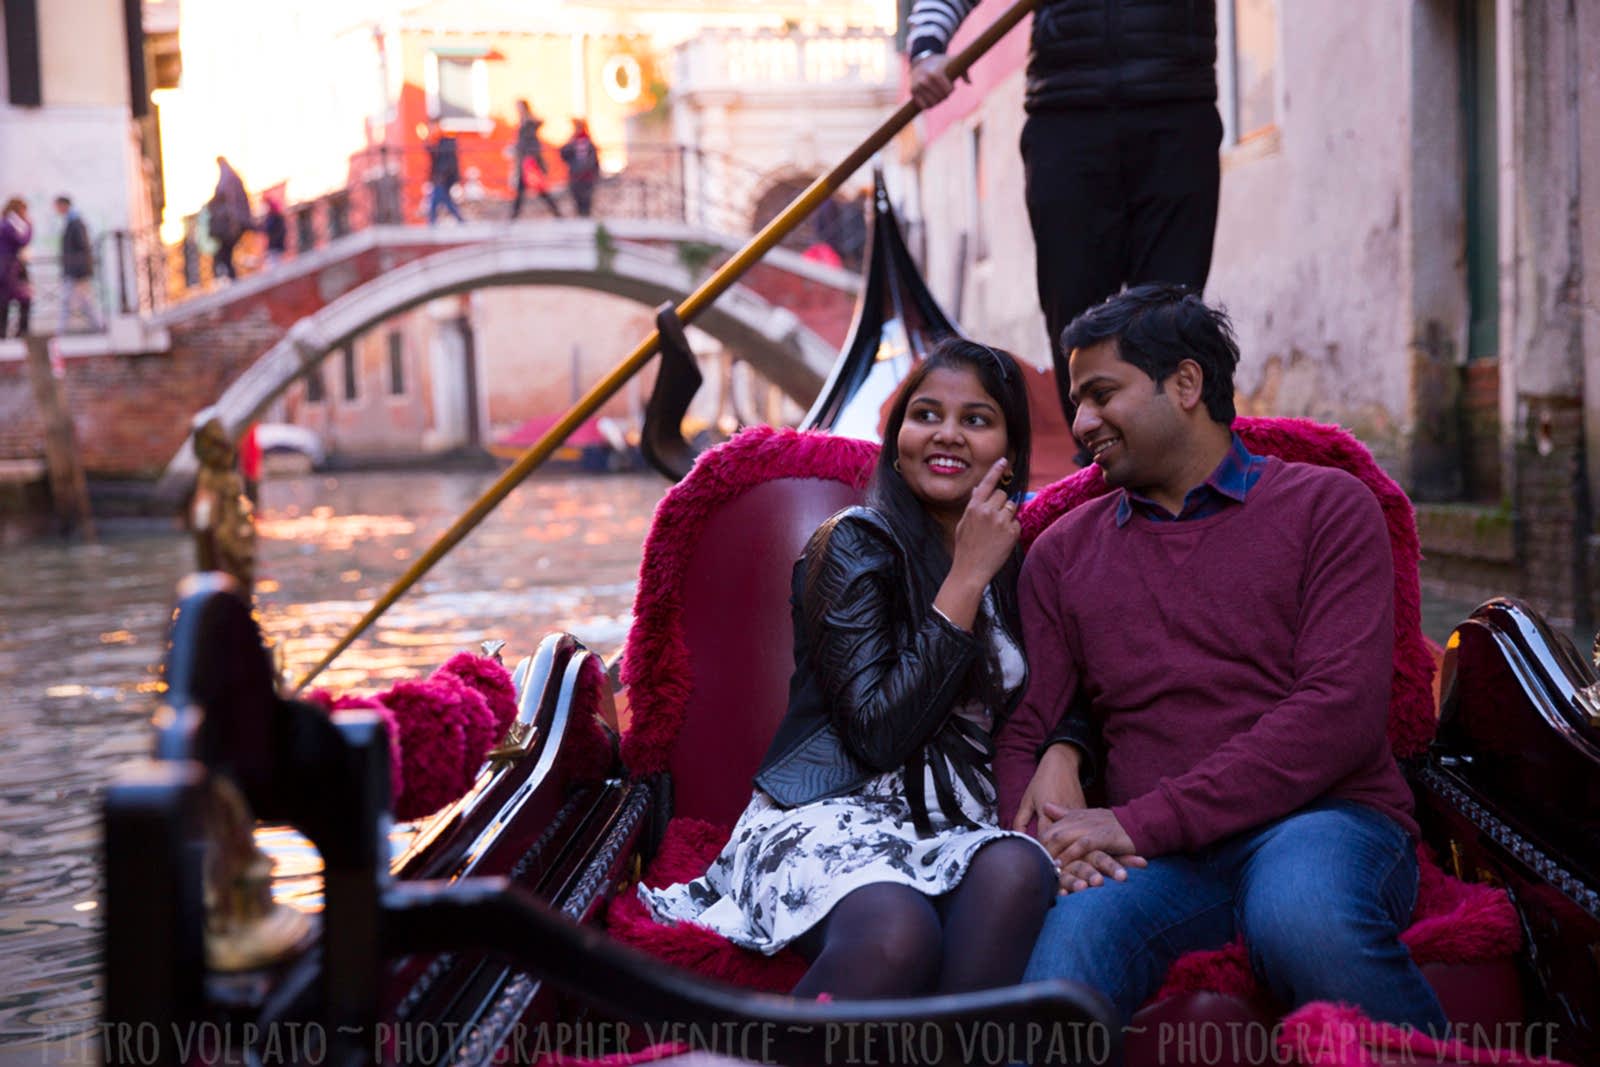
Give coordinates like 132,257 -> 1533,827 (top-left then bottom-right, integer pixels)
0,468 -> 668,1063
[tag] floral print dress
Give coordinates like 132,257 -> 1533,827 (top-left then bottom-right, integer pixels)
639,602 -> 1048,954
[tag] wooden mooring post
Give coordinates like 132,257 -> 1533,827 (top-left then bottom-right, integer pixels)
23,335 -> 96,541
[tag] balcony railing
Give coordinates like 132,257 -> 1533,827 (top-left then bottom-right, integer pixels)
674,29 -> 895,94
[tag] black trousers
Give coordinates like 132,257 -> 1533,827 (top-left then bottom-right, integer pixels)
1021,100 -> 1223,418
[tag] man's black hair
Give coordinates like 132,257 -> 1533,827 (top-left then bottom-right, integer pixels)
1062,283 -> 1241,424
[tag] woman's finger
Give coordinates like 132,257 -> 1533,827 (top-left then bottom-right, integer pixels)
970,458 -> 1008,503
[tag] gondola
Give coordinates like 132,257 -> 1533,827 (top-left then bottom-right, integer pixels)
104,166 -> 1600,1065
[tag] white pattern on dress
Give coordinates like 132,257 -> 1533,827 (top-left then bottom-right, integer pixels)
639,594 -> 1049,954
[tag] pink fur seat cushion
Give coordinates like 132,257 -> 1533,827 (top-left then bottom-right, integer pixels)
602,418 -> 1526,1061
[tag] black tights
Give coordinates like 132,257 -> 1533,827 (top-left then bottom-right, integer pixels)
789,839 -> 1056,1000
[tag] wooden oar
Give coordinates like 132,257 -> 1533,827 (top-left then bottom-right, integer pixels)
291,0 -> 1037,693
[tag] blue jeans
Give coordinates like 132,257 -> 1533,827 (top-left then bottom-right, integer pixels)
427,184 -> 463,224
1023,801 -> 1447,1031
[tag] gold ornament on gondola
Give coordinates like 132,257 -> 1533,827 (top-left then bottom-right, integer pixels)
201,776 -> 313,972
190,416 -> 257,597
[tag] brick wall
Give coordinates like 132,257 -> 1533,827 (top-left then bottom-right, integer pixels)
1462,359 -> 1502,503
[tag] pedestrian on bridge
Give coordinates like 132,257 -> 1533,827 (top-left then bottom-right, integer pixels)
0,197 -> 31,338
208,157 -> 251,282
426,123 -> 465,225
560,120 -> 600,219
260,194 -> 288,265
510,100 -> 562,220
54,196 -> 102,333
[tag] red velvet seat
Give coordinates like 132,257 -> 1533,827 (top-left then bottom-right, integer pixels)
606,420 -> 1528,1065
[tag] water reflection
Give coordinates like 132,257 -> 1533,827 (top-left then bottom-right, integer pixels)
0,468 -> 665,1053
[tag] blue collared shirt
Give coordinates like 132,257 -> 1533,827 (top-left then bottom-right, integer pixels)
1115,433 -> 1267,526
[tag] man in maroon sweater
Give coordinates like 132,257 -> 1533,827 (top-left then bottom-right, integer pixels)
997,285 -> 1446,1031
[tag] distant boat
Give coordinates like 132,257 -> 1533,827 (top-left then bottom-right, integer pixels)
489,412 -> 637,472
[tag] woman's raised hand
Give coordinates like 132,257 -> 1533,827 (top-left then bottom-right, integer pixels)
951,458 -> 1020,583
932,459 -> 1019,632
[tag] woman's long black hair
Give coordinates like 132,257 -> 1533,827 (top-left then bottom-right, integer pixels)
867,337 -> 1034,830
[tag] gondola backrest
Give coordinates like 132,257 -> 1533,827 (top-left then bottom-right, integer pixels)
619,427 -> 877,825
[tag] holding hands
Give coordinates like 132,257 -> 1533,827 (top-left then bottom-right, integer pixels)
1016,746 -> 1147,894
1038,804 -> 1145,894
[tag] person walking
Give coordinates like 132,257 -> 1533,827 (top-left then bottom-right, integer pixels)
0,198 -> 32,338
208,157 -> 251,281
425,124 -> 465,225
907,0 -> 1222,420
260,194 -> 288,265
509,100 -> 561,219
559,119 -> 600,219
54,196 -> 102,333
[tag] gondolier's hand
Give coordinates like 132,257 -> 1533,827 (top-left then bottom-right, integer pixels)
910,54 -> 957,109
934,459 -> 1019,630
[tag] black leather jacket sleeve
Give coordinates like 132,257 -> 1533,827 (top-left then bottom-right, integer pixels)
1039,698 -> 1101,788
801,515 -> 980,773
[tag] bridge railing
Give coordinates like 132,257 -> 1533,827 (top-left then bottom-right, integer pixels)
107,143 -> 865,311
1,227 -> 171,337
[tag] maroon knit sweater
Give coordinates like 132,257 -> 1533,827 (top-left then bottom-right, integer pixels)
995,458 -> 1419,855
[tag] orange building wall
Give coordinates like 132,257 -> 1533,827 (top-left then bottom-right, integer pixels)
378,31 -> 658,221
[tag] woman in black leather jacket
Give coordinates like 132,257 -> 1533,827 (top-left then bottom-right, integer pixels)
641,339 -> 1057,998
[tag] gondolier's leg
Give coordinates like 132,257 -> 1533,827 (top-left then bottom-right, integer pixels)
1120,100 -> 1222,307
1023,104 -> 1223,424
1022,110 -> 1128,421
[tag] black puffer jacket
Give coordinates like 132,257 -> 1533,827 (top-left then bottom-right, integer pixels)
1027,0 -> 1217,111
754,507 -> 1022,821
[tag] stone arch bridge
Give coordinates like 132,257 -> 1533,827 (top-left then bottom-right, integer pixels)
2,220 -> 860,498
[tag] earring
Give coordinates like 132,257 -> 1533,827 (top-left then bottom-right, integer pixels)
893,459 -> 902,473
1000,469 -> 1014,488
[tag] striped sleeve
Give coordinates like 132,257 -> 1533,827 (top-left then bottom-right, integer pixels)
906,0 -> 978,56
